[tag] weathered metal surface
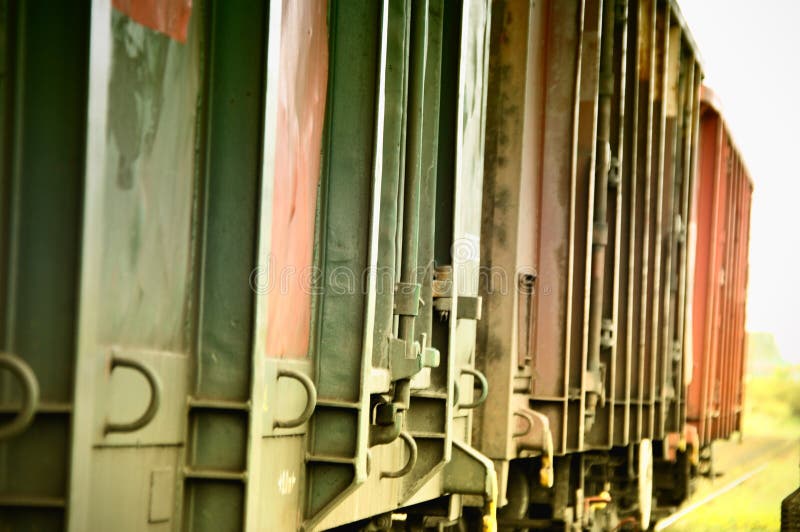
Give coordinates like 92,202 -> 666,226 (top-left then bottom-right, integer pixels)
98,11 -> 199,351
475,0 -> 545,505
307,1 -> 495,528
68,2 -> 276,530
606,0 -> 631,448
518,0 -> 607,455
300,0 -> 380,527
477,0 -> 705,520
439,0 -> 494,510
402,0 -> 447,500
257,2 -> 328,530
265,0 -> 328,360
526,0 -> 581,457
687,87 -> 752,448
112,0 -> 192,42
71,4 -> 202,530
0,1 -> 88,529
185,2 -> 269,530
0,1 -> 748,530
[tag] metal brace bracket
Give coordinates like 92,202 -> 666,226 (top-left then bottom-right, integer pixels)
674,214 -> 686,243
388,336 -> 440,381
432,296 -> 483,320
583,364 -> 606,407
457,296 -> 482,320
607,156 -> 621,187
431,265 -> 482,320
672,341 -> 683,362
394,282 -> 422,316
600,318 -> 615,348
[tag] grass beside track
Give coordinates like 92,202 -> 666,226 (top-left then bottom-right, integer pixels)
659,363 -> 800,531
661,442 -> 798,531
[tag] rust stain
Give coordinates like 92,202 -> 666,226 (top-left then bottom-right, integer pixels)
265,0 -> 329,359
113,0 -> 193,43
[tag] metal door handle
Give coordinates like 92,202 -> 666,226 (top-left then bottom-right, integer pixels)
273,369 -> 317,429
457,367 -> 488,409
0,352 -> 40,440
380,431 -> 417,479
104,355 -> 162,434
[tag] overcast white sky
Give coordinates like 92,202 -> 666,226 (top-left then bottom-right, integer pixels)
679,0 -> 800,362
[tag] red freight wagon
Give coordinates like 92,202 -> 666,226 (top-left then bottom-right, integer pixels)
476,0 -> 705,528
687,86 -> 753,451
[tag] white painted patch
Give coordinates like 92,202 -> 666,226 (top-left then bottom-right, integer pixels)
278,469 -> 297,495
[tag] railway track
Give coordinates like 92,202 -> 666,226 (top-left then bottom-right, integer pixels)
655,438 -> 799,530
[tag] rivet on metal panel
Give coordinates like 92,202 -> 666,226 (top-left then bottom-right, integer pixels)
0,352 -> 40,440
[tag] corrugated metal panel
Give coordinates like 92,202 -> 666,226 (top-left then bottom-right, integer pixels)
0,2 -> 88,527
477,0 -> 703,464
304,1 -> 496,528
265,0 -> 328,360
687,88 -> 752,447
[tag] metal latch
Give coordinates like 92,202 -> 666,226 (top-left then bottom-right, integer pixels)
431,265 -> 482,320
600,318 -> 615,348
583,363 -> 607,407
388,333 -> 440,381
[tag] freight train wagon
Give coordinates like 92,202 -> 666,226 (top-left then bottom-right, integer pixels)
0,0 -> 751,531
686,87 -> 753,474
1,0 -> 497,530
476,0 -> 706,529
